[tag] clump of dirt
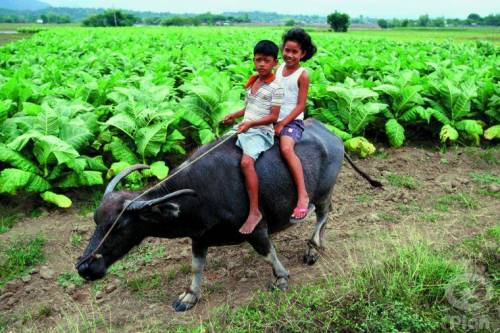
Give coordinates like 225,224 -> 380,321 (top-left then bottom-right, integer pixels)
0,146 -> 498,332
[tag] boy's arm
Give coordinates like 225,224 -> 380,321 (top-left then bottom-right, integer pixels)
237,106 -> 279,133
222,108 -> 245,124
276,71 -> 309,129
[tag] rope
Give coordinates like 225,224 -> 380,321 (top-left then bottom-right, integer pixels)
77,132 -> 237,267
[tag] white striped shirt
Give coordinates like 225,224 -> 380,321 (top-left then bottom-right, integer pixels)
243,75 -> 284,134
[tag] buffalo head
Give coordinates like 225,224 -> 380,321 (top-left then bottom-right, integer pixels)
76,164 -> 196,281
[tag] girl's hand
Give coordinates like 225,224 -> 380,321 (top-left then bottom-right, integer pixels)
237,121 -> 252,133
274,122 -> 285,136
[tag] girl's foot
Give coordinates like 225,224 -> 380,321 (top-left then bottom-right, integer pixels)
239,211 -> 262,234
292,196 -> 310,219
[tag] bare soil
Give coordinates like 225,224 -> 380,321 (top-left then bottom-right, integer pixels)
0,146 -> 498,332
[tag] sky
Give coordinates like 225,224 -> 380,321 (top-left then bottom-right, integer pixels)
42,0 -> 499,18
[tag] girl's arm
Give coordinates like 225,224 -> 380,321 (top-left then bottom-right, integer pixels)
277,70 -> 310,128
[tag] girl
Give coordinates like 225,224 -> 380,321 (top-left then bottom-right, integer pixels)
274,28 -> 317,222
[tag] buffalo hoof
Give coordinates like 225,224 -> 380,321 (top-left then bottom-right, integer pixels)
172,291 -> 199,312
268,276 -> 288,292
303,247 -> 320,265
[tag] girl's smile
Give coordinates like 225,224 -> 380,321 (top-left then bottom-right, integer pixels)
282,41 -> 305,67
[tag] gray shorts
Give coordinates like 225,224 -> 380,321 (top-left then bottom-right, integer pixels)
235,128 -> 274,160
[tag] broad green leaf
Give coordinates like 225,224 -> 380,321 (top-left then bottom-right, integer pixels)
106,137 -> 139,165
385,119 -> 405,148
0,144 -> 39,173
325,124 -> 352,141
33,135 -> 80,166
439,124 -> 459,142
40,191 -> 72,208
345,137 -> 376,158
105,113 -> 136,139
83,156 -> 108,171
136,123 -> 167,159
22,102 -> 42,116
150,161 -> 169,180
484,125 -> 500,140
0,100 -> 12,124
199,128 -> 216,144
0,168 -> 50,193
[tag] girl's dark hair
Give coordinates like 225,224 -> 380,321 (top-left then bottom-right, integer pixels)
282,28 -> 317,62
254,40 -> 279,60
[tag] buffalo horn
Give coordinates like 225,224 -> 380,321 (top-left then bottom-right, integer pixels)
104,164 -> 150,197
124,189 -> 197,211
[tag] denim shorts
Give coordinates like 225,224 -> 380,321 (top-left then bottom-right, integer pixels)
279,119 -> 305,142
235,128 -> 274,160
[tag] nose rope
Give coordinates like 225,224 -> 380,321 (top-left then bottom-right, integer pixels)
77,132 -> 237,269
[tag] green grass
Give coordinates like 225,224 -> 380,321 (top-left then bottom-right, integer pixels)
386,173 -> 418,189
57,271 -> 85,288
420,213 -> 440,223
70,233 -> 83,247
174,241 -> 475,332
469,172 -> 500,185
0,209 -> 20,233
434,193 -> 478,212
0,236 -> 44,288
126,273 -> 162,293
107,242 -> 166,277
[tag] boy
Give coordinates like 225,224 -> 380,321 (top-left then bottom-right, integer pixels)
222,40 -> 283,234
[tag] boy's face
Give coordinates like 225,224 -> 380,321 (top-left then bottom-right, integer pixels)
253,53 -> 277,77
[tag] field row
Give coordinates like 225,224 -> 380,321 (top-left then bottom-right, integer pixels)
0,27 -> 498,206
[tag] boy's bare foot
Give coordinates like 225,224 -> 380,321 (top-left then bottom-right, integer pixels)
239,212 -> 262,234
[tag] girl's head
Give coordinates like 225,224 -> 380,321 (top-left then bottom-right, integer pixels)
281,28 -> 317,63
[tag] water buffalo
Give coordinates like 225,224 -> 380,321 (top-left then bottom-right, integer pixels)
76,118 -> 380,312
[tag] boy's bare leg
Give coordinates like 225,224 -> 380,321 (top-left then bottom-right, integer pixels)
279,136 -> 310,219
239,154 -> 262,234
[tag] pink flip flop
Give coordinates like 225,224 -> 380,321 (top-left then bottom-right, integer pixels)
290,203 -> 315,224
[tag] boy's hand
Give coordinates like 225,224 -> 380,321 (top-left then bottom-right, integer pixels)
237,121 -> 252,134
274,122 -> 285,136
221,113 -> 238,125
221,114 -> 236,125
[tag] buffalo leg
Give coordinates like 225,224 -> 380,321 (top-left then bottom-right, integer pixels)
172,242 -> 207,312
247,227 -> 289,291
304,202 -> 330,265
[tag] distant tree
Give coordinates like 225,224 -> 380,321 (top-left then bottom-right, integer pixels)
483,13 -> 500,26
418,14 -> 430,27
377,19 -> 388,29
82,10 -> 139,27
161,16 -> 200,26
466,13 -> 483,25
327,11 -> 350,32
144,17 -> 162,25
432,17 -> 446,27
285,19 -> 296,26
401,19 -> 409,27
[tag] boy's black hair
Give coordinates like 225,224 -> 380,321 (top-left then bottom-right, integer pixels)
254,40 -> 279,60
282,28 -> 317,62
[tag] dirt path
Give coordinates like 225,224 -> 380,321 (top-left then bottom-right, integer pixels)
1,146 -> 498,332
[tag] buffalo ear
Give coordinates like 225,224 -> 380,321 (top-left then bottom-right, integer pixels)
139,202 -> 181,222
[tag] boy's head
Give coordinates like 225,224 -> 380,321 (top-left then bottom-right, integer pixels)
253,40 -> 279,77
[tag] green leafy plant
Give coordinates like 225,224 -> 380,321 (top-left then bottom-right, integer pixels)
179,71 -> 243,144
374,70 -> 432,147
310,78 -> 386,157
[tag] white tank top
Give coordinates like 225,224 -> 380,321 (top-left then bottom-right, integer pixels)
275,63 -> 305,121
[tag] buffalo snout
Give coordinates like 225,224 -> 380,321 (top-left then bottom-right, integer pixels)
76,256 -> 107,281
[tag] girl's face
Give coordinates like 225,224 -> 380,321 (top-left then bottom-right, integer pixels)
282,40 -> 305,67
